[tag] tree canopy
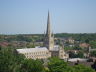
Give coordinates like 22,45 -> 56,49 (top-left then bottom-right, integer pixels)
48,57 -> 95,72
0,47 -> 96,72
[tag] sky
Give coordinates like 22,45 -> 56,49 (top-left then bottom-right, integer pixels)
0,0 -> 96,34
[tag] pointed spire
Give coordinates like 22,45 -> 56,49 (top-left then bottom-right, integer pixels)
44,31 -> 45,37
44,11 -> 54,50
46,11 -> 51,35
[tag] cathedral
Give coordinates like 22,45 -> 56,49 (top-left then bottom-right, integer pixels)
16,12 -> 69,60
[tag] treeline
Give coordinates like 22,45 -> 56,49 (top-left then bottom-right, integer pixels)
55,33 -> 96,42
0,33 -> 96,42
0,47 -> 96,72
56,33 -> 96,48
0,34 -> 43,42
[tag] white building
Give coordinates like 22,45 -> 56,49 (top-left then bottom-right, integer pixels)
17,46 -> 51,59
16,12 -> 69,60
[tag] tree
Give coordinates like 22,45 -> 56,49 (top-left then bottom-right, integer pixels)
20,59 -> 44,72
91,51 -> 96,57
85,39 -> 90,43
73,64 -> 95,72
77,51 -> 84,58
48,57 -> 95,72
0,47 -> 25,72
91,60 -> 96,71
0,47 -> 44,72
90,41 -> 96,48
48,57 -> 72,72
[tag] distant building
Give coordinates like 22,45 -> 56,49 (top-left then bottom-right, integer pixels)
68,58 -> 88,62
79,43 -> 90,48
0,41 -> 9,47
16,12 -> 69,60
68,37 -> 75,44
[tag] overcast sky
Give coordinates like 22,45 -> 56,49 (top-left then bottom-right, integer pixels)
0,0 -> 96,34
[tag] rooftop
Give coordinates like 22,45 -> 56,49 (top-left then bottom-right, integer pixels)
16,46 -> 48,53
68,58 -> 88,62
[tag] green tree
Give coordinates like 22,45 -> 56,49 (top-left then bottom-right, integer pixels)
0,47 -> 24,72
48,57 -> 95,72
85,39 -> 90,43
0,47 -> 44,72
73,64 -> 95,72
20,59 -> 44,72
91,51 -> 96,57
48,57 -> 72,72
90,41 -> 96,48
77,51 -> 84,58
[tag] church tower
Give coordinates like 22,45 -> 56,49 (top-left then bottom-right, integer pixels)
44,11 -> 54,50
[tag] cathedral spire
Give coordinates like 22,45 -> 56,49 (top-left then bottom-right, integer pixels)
46,11 -> 51,35
44,11 -> 54,50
